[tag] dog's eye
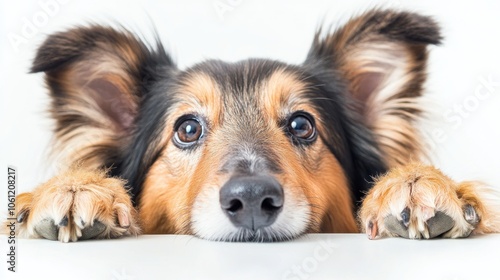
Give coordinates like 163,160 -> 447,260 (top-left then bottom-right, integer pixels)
174,116 -> 203,147
288,113 -> 316,142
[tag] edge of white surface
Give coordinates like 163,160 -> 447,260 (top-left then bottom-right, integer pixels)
1,233 -> 499,280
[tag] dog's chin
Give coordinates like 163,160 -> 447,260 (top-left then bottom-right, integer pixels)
198,227 -> 303,242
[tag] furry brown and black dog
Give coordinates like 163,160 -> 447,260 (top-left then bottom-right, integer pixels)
13,9 -> 500,242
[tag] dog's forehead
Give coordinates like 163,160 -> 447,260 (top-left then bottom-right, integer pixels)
173,59 -> 313,122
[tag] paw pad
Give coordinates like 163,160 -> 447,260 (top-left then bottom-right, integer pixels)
383,211 -> 456,239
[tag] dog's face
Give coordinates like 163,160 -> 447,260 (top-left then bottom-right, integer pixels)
32,9 -> 441,241
143,62 -> 357,241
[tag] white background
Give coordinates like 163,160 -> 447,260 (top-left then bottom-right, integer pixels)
1,0 -> 500,197
1,1 -> 500,280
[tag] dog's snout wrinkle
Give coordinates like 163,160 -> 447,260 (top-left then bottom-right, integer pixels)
219,144 -> 281,175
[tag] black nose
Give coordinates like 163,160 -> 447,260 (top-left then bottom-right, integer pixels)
220,176 -> 284,230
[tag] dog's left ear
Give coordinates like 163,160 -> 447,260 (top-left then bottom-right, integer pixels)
30,26 -> 175,191
306,9 -> 442,167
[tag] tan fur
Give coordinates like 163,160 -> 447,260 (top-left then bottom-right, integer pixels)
277,147 -> 356,233
44,29 -> 146,171
341,43 -> 425,167
323,12 -> 432,167
170,72 -> 223,127
50,68 -> 134,167
260,69 -> 311,120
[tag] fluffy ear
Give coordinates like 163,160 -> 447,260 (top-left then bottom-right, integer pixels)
306,9 -> 442,167
31,25 -> 175,169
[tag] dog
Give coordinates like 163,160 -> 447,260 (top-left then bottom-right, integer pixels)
13,9 -> 500,242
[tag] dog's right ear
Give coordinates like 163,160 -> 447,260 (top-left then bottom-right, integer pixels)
31,25 -> 175,169
305,10 -> 441,168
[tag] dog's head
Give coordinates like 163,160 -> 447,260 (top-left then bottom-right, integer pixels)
32,9 -> 440,241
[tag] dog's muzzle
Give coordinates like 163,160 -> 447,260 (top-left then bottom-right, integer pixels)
219,176 -> 284,230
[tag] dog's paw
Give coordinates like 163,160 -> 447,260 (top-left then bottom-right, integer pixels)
16,169 -> 140,242
359,163 -> 480,239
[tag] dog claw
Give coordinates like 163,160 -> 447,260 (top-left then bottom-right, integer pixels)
16,209 -> 29,223
367,221 -> 378,239
80,218 -> 86,228
464,204 -> 480,226
401,207 -> 410,227
117,210 -> 130,228
58,216 -> 69,227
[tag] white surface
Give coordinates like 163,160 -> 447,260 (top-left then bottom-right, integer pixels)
1,234 -> 500,280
